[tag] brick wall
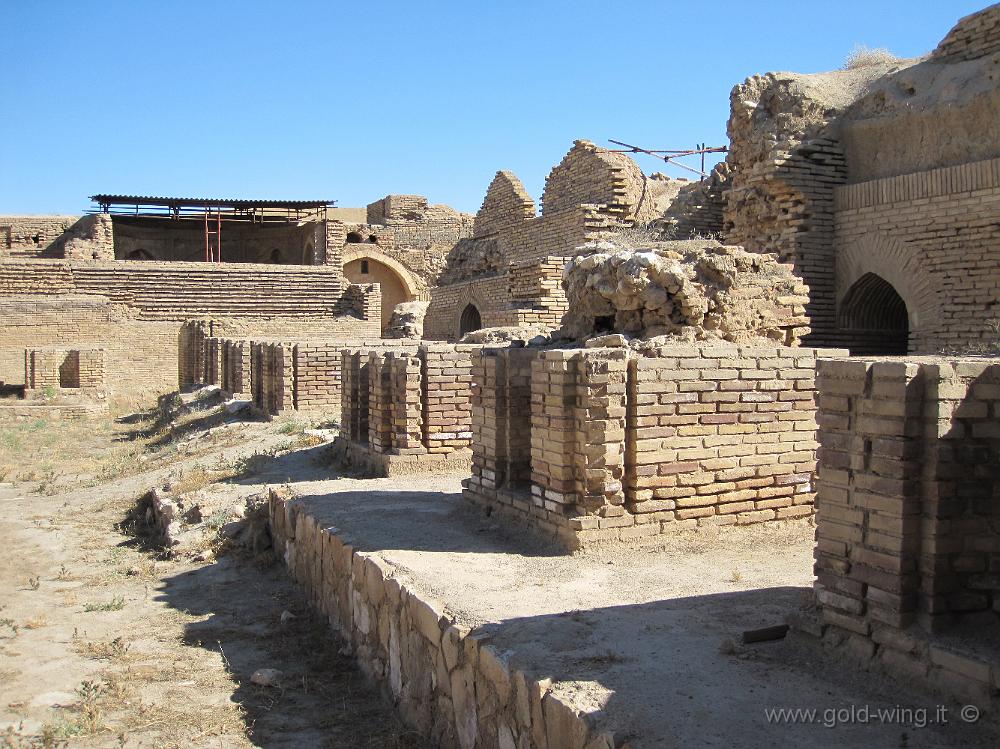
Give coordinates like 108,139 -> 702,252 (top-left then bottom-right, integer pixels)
338,344 -> 476,455
931,4 -> 1000,63
833,157 -> 1000,353
541,140 -> 660,224
811,354 -> 1000,704
24,347 -> 107,395
0,215 -> 113,260
473,171 -> 536,239
465,343 -> 843,549
2,296 -> 179,398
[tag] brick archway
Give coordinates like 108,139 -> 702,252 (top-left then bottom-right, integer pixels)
836,233 -> 940,353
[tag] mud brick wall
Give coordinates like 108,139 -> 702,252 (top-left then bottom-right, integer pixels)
292,343 -> 346,412
812,355 -> 1000,704
76,349 -> 107,389
472,171 -> 536,239
931,4 -> 1000,62
339,344 -> 476,455
540,140 -> 660,224
221,340 -> 251,395
25,347 -> 106,392
0,259 -> 381,328
465,344 -> 841,548
252,342 -> 295,416
467,348 -> 536,497
626,345 -> 825,527
815,357 -> 1000,632
832,157 -> 1000,353
421,345 -> 475,452
0,215 -> 113,260
205,338 -> 223,386
367,351 -> 395,453
423,276 -> 516,340
267,487 -> 607,748
2,296 -> 179,399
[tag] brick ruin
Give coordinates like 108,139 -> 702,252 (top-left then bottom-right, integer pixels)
3,0 -> 1000,718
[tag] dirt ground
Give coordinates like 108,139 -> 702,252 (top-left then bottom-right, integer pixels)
0,393 -> 428,749
3,390 -> 1000,748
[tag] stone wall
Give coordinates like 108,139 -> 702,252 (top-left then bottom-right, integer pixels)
810,354 -> 1000,705
267,487 -> 606,749
465,343 -> 841,549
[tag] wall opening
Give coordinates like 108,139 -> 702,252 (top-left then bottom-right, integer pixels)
594,315 -> 615,333
58,351 -> 80,388
126,249 -> 154,261
839,273 -> 909,355
346,232 -> 364,243
460,304 -> 482,336
344,256 -> 415,335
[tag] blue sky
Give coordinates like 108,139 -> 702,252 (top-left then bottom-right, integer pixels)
0,1 -> 987,215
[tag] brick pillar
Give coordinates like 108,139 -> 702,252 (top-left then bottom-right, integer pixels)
368,352 -> 393,453
577,350 -> 628,513
390,352 -> 424,453
530,350 -> 579,513
814,359 -> 925,636
470,348 -> 506,490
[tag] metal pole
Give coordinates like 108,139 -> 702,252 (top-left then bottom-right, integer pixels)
204,210 -> 209,262
216,209 -> 222,262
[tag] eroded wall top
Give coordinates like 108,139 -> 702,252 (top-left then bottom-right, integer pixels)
541,140 -> 660,224
472,171 -> 536,239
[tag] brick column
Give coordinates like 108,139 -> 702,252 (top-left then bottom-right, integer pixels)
368,352 -> 393,453
389,351 -> 424,454
814,359 -> 925,635
530,351 -> 579,513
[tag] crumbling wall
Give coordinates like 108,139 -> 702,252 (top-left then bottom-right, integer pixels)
387,301 -> 429,339
932,4 -> 1000,64
561,239 -> 810,344
473,171 -> 536,238
654,163 -> 730,239
541,140 -> 660,224
724,62 -> 905,344
0,214 -> 114,260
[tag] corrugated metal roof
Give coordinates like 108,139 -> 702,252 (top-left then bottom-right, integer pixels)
91,195 -> 334,209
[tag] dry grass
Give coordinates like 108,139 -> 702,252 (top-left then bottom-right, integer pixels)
843,44 -> 898,69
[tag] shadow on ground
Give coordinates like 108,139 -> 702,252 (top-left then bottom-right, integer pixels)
156,552 -> 429,749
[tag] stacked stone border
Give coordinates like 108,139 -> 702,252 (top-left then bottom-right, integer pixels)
808,355 -> 1000,706
268,486 -> 612,749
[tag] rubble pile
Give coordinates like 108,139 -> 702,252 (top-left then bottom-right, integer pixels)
386,300 -> 429,339
561,239 -> 810,344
